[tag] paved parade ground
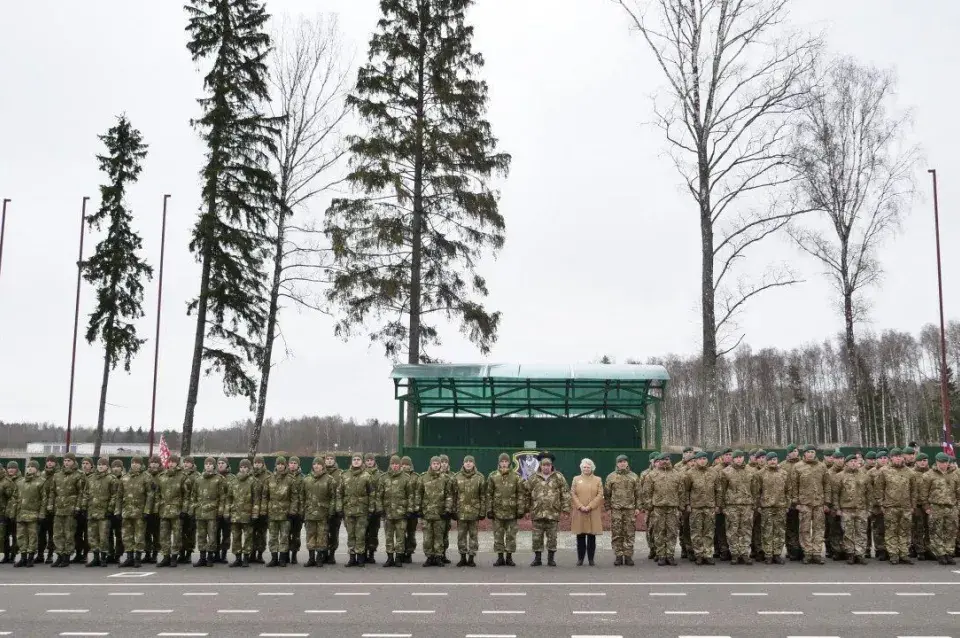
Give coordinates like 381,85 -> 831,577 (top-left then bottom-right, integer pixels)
1,533 -> 959,638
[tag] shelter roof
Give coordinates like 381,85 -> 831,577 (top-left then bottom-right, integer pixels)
389,363 -> 669,382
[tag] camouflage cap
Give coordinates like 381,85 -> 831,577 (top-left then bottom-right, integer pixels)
889,447 -> 903,456
615,454 -> 629,462
81,456 -> 94,465
182,456 -> 194,465
289,456 -> 300,465
27,460 -> 38,469
45,454 -> 57,463
313,456 -> 324,466
254,454 -> 265,462
364,452 -> 376,461
7,461 -> 19,469
935,452 -> 950,462
430,456 -> 442,464
540,455 -> 554,465
389,455 -> 401,465
439,454 -> 450,463
351,452 -> 363,460
916,452 -> 928,461
865,451 -> 876,460
498,453 -> 510,463
765,452 -> 778,460
323,451 -> 336,459
275,455 -> 287,465
903,446 -> 916,455
218,454 -> 228,462
149,456 -> 161,465
111,459 -> 123,469
131,455 -> 143,464
239,459 -> 252,469
64,452 -> 76,461
463,455 -> 475,463
97,457 -> 109,466
204,456 -> 216,465
168,454 -> 180,464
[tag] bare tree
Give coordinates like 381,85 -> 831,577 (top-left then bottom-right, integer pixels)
249,14 -> 350,455
612,0 -> 820,444
787,57 -> 918,444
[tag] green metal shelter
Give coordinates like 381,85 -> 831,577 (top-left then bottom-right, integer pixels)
391,363 -> 669,474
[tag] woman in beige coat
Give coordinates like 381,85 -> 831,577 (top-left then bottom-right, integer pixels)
571,458 -> 604,566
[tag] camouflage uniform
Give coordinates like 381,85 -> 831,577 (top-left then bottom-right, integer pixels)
793,452 -> 829,562
642,456 -> 682,563
719,457 -> 758,562
826,458 -> 845,558
301,460 -> 336,565
527,465 -> 570,561
439,454 -> 453,559
835,460 -> 871,561
363,453 -> 383,561
144,461 -> 162,560
919,459 -> 960,561
178,459 -> 198,562
13,462 -> 45,564
874,453 -> 916,563
106,460 -> 125,562
605,457 -> 641,561
250,455 -> 270,562
681,457 -> 719,563
324,455 -> 343,563
639,452 -> 659,557
264,458 -> 297,564
225,459 -> 260,566
48,454 -> 86,563
80,461 -> 119,564
487,454 -> 525,562
377,456 -> 413,563
74,459 -> 94,561
337,456 -> 376,564
783,449 -> 802,559
155,458 -> 190,564
757,459 -> 789,562
118,457 -> 152,566
911,457 -> 932,558
870,456 -> 889,559
418,460 -> 453,562
216,456 -> 236,562
37,459 -> 58,561
451,457 -> 486,563
401,457 -> 420,560
192,459 -> 227,565
0,470 -> 16,562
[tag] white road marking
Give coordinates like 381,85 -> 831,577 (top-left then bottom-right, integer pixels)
259,592 -> 294,596
334,592 -> 370,596
411,592 -> 448,596
4,580 -> 960,587
490,592 -> 526,597
678,636 -> 730,638
361,634 -> 412,638
466,635 -> 517,638
812,592 -> 850,596
896,635 -> 953,638
60,634 -> 108,637
108,571 -> 155,578
650,592 -> 686,596
158,634 -> 209,637
572,635 -> 624,638
731,592 -> 768,596
217,609 -> 259,613
392,610 -> 435,614
949,611 -> 960,615
183,592 -> 218,596
758,611 -> 803,615
261,634 -> 309,638
36,592 -> 70,596
569,592 -> 606,596
786,636 -> 839,638
0,633 -> 10,636
573,610 -> 617,614
132,609 -> 173,613
481,610 -> 526,614
896,592 -> 935,596
48,609 -> 89,613
304,610 -> 346,614
109,592 -> 143,596
852,611 -> 899,615
664,611 -> 709,615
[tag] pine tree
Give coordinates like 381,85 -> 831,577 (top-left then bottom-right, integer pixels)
182,0 -> 280,455
325,0 -> 511,442
82,115 -> 152,458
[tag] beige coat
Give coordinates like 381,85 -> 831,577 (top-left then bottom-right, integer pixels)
570,473 -> 604,534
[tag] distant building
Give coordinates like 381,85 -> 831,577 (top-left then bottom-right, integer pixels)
26,442 -> 152,456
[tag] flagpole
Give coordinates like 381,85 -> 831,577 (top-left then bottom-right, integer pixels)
66,196 -> 90,452
148,194 -> 170,460
929,169 -> 953,455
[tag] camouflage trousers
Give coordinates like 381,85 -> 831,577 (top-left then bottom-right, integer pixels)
680,509 -> 692,556
724,505 -> 754,558
268,519 -> 290,552
531,518 -> 559,552
181,515 -> 196,553
882,507 -> 911,559
870,509 -> 885,553
442,519 -> 451,552
344,515 -> 369,553
714,511 -> 729,555
826,510 -> 843,555
911,509 -> 930,554
366,513 -> 381,552
16,521 -> 38,553
750,510 -> 762,556
760,507 -> 786,557
383,518 -> 405,554
841,509 -> 868,557
86,517 -> 110,552
785,507 -> 800,556
196,518 -> 218,552
328,514 -> 343,555
650,507 -> 679,558
610,509 -> 636,557
404,516 -> 418,555
53,514 -> 77,554
158,518 -> 182,555
230,522 -> 253,555
492,518 -> 518,553
689,507 -> 715,559
74,511 -> 87,553
797,505 -> 825,557
253,516 -> 268,553
122,517 -> 146,552
305,520 -> 330,551
421,519 -> 445,556
457,519 -> 479,555
928,504 -> 959,557
0,518 -> 6,554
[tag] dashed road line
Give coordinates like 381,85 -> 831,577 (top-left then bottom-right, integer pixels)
217,609 -> 259,613
758,611 -> 803,615
361,634 -> 412,638
786,636 -> 839,638
59,634 -> 108,637
949,611 -> 960,615
572,610 -> 617,615
466,635 -> 517,638
731,592 -> 768,596
132,609 -> 173,613
109,592 -> 143,596
261,634 -> 309,638
852,611 -> 899,615
571,635 -> 623,638
183,592 -> 217,596
650,592 -> 686,596
490,592 -> 526,596
48,609 -> 89,613
108,571 -> 155,578
896,635 -> 952,638
304,610 -> 346,614
334,592 -> 370,596
259,592 -> 294,596
481,610 -> 526,614
896,592 -> 934,596
36,592 -> 70,596
412,592 -> 447,596
392,610 -> 435,614
158,634 -> 209,637
677,636 -> 730,638
664,611 -> 709,615
569,592 -> 606,597
812,592 -> 850,596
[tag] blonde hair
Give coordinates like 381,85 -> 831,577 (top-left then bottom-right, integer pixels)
580,458 -> 595,471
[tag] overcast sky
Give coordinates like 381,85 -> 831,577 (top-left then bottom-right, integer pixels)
1,0 -> 957,432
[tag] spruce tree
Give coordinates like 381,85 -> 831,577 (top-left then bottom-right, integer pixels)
325,0 -> 511,429
82,115 -> 152,457
182,0 -> 279,455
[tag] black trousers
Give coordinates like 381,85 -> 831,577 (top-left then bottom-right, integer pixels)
575,534 -> 596,561
287,517 -> 302,553
75,512 -> 88,553
38,515 -> 54,555
217,517 -> 231,554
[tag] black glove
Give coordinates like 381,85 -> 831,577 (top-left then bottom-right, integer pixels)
450,513 -> 459,521
179,512 -> 189,522
406,512 -> 418,520
287,513 -> 296,524
142,513 -> 150,521
440,512 -> 451,521
216,515 -> 224,525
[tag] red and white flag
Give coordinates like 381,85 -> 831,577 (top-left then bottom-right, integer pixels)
158,434 -> 171,468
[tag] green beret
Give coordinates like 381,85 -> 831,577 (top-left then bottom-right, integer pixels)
755,449 -> 767,458
935,452 -> 950,462
865,451 -> 876,460
313,456 -> 324,466
785,444 -> 797,453
903,447 -> 915,455
275,455 -> 287,465
439,454 -> 450,462
27,460 -> 38,469
844,454 -> 856,463
804,444 -> 817,452
876,449 -> 887,455
390,455 -> 401,465
7,461 -> 19,469
660,453 -> 671,461
289,456 -> 300,464
430,456 -> 441,464
97,457 -> 109,466
682,446 -> 694,453
648,452 -> 659,460
616,454 -> 629,462
131,455 -> 143,464
719,447 -> 732,455
401,456 -> 412,465
877,452 -> 889,459
694,451 -> 708,460
463,455 -> 475,463
111,459 -> 123,468
498,453 -> 511,463
916,452 -> 928,461
732,449 -> 745,459
765,452 -> 778,460
832,449 -> 843,458
239,459 -> 251,469
204,456 -> 216,465
889,447 -> 902,456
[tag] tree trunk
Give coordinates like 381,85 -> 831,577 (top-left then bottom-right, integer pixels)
93,337 -> 112,458
182,243 -> 213,457
699,160 -> 718,447
250,203 -> 286,456
843,273 -> 860,444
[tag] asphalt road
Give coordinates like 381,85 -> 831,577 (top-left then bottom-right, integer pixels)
1,543 -> 958,638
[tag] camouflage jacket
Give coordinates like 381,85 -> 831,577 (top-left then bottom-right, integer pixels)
156,468 -> 190,518
835,467 -> 871,510
451,468 -> 486,521
337,467 -> 375,517
0,475 -> 16,520
119,468 -> 153,518
486,468 -> 525,520
181,468 -> 198,509
225,472 -> 260,524
792,459 -> 829,507
874,465 -> 916,509
13,473 -> 46,522
642,467 -> 682,509
682,465 -> 720,509
418,469 -> 452,521
146,468 -> 162,514
40,467 -> 58,511
81,470 -> 119,519
720,465 -> 758,507
301,470 -> 337,521
377,469 -> 413,520
825,465 -> 845,506
192,471 -> 227,520
287,471 -> 303,517
47,466 -> 86,515
402,468 -> 421,511
526,471 -> 570,520
757,466 -> 789,508
604,468 -> 642,510
919,467 -> 960,506
264,470 -> 298,521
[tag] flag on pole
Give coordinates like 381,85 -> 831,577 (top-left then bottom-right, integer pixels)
942,424 -> 955,458
158,433 -> 171,468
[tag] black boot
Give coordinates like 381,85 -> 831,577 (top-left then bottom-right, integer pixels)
547,550 -> 557,567
26,553 -> 35,567
614,555 -> 623,566
325,551 -> 337,565
86,551 -> 101,567
169,553 -> 178,568
241,553 -> 250,567
279,551 -> 289,567
494,553 -> 505,566
422,555 -> 436,567
505,553 -> 515,566
392,551 -> 403,567
194,551 -> 208,567
119,552 -> 134,568
14,553 -> 26,568
266,552 -> 279,567
366,550 -> 377,565
315,550 -> 326,567
356,552 -> 366,567
133,552 -> 142,568
346,553 -> 358,567
530,551 -> 542,567
290,551 -> 298,565
466,555 -> 476,567
440,552 -> 451,565
157,554 -> 171,568
230,554 -> 243,568
305,550 -> 317,567
624,556 -> 635,566
46,551 -> 54,564
383,553 -> 396,567
456,553 -> 468,567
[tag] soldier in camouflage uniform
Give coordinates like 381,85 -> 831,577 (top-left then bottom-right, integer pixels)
105,459 -> 125,563
401,456 -> 420,563
874,448 -> 916,564
605,454 -> 641,566
719,450 -> 758,564
155,455 -> 190,567
793,445 -> 829,564
284,457 -> 302,564
363,453 -> 382,564
439,454 -> 453,563
250,454 -> 270,563
677,447 -> 695,559
47,452 -> 86,567
215,456 -> 235,564
451,455 -> 486,567
681,451 -> 719,565
192,457 -> 226,567
783,444 -> 802,560
118,455 -> 152,568
144,457 -> 162,562
72,457 -> 94,563
226,459 -> 259,568
487,452 -> 524,567
757,452 -> 788,564
919,452 -> 959,565
825,450 -> 846,560
911,452 -> 933,560
642,453 -> 682,566
871,451 -> 889,560
323,452 -> 343,564
419,456 -> 453,566
639,451 -> 659,559
862,451 -> 877,558
835,455 -> 871,564
301,456 -> 336,567
264,456 -> 297,567
12,460 -> 43,567
81,457 -> 119,567
338,452 -> 375,567
37,455 -> 58,563
749,449 -> 767,559
0,464 -> 15,564
527,454 -> 569,567
377,455 -> 412,567
713,448 -> 733,560
178,456 -> 198,564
